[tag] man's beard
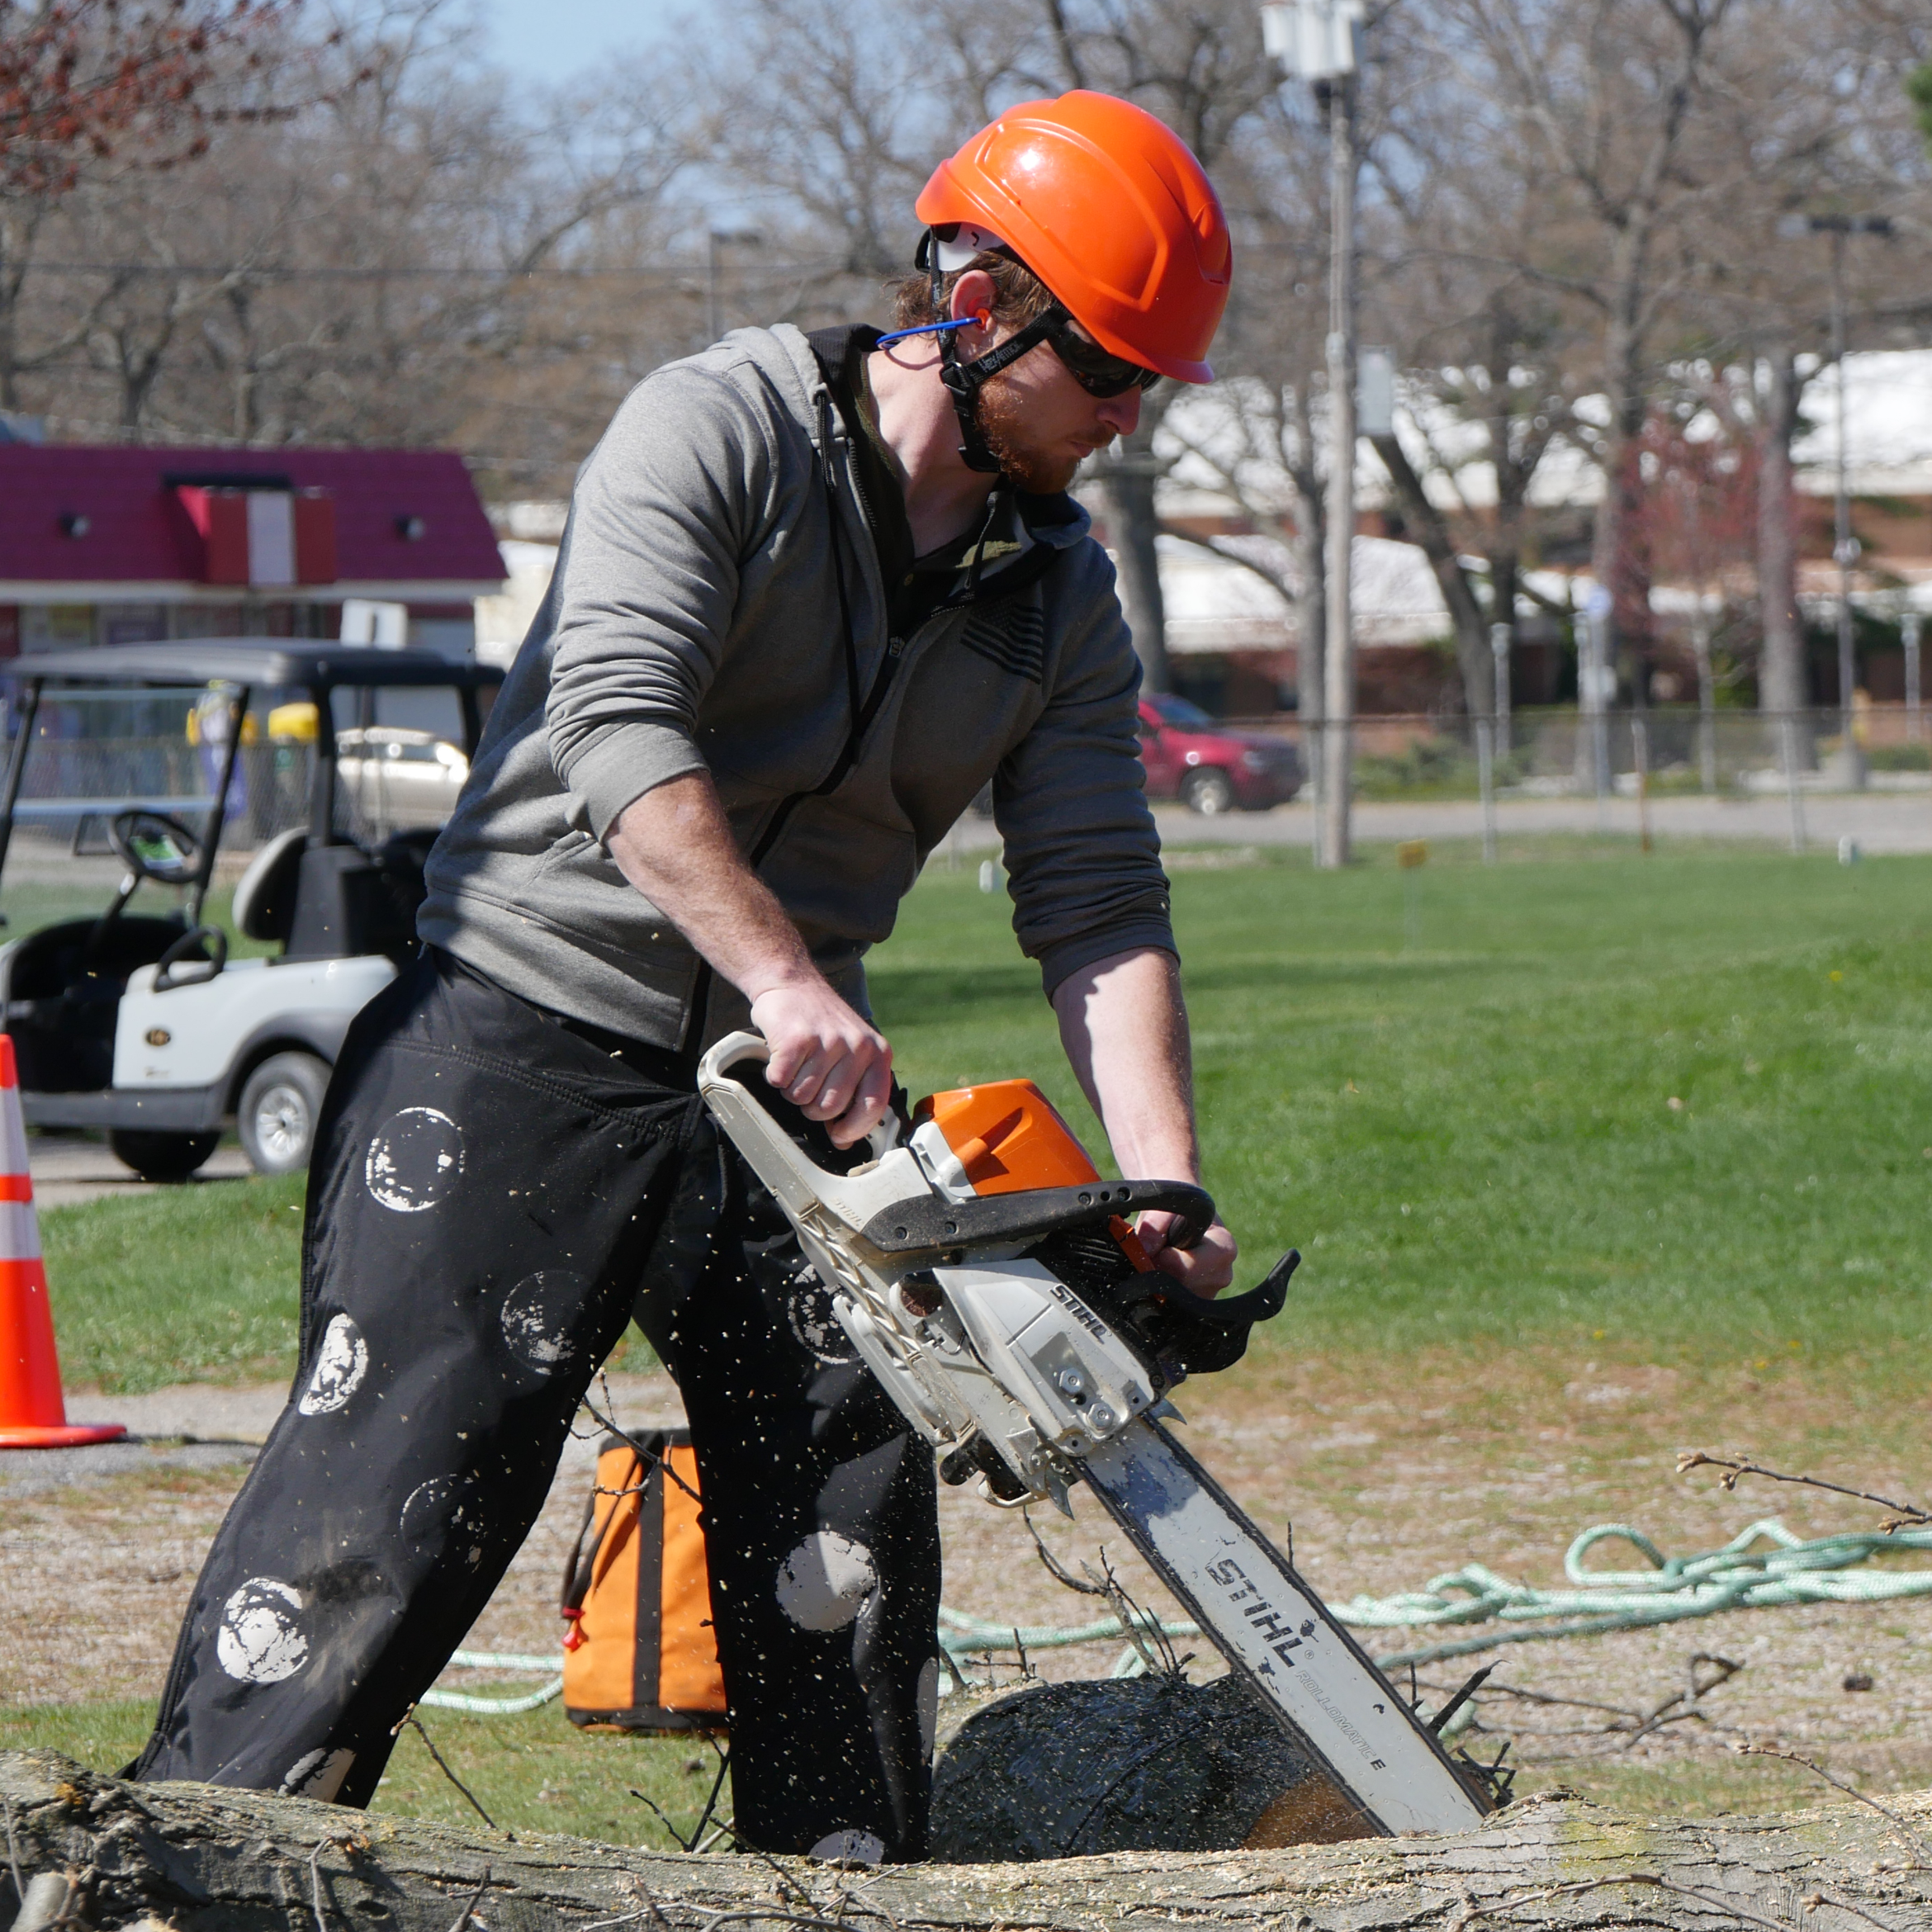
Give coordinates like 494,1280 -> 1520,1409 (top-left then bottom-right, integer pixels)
976,372 -> 1106,494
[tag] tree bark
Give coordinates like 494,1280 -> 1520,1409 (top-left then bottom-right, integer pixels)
4,1747 -> 1930,1932
1370,430 -> 1494,717
1095,428 -> 1171,695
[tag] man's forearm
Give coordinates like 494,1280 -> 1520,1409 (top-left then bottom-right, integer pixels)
1052,946 -> 1235,1291
1050,946 -> 1200,1181
605,773 -> 893,1144
605,772 -> 815,999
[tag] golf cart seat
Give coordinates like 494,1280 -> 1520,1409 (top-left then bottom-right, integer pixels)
233,827 -> 307,945
271,835 -> 433,964
2,915 -> 201,1093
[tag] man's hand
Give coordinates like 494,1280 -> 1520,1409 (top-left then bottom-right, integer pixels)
1134,1210 -> 1238,1296
750,978 -> 893,1148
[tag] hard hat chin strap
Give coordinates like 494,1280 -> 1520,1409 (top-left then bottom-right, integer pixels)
917,225 -> 1061,477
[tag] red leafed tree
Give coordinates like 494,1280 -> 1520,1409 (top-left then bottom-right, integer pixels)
1637,408 -> 1760,607
0,0 -> 290,196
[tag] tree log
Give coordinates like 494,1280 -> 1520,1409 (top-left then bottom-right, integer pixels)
4,1748 -> 1931,1932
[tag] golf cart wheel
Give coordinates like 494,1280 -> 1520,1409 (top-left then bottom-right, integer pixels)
1181,767 -> 1236,816
109,1129 -> 220,1184
239,1052 -> 330,1176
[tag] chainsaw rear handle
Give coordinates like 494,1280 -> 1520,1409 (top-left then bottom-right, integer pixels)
698,1028 -> 902,1158
701,1030 -> 1217,1256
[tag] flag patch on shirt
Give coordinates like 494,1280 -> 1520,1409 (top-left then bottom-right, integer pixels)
959,599 -> 1046,684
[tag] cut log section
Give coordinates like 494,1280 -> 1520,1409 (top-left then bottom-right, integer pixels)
4,1748 -> 1931,1932
932,1674 -> 1376,1859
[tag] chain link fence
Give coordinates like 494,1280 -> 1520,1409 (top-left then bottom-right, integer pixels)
3,694 -> 1927,869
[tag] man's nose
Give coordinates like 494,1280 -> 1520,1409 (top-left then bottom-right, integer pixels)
1097,388 -> 1143,438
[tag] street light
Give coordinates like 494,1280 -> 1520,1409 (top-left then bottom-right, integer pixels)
1262,0 -> 1364,869
1807,212 -> 1893,775
704,225 -> 763,346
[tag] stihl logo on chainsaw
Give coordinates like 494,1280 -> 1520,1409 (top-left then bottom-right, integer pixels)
1205,1556 -> 1316,1669
1046,1276 -> 1109,1339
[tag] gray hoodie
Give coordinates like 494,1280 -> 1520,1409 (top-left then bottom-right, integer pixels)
419,323 -> 1174,1051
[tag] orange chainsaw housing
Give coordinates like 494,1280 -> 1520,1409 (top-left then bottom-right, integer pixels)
912,1080 -> 1154,1269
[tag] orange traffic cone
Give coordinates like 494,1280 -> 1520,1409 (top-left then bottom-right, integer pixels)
0,1035 -> 125,1448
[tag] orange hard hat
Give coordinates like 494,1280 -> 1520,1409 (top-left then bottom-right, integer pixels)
916,92 -> 1232,385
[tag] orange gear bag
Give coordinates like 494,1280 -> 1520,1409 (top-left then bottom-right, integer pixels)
560,1429 -> 727,1733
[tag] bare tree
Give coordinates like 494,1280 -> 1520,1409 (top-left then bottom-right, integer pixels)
1415,0 -> 1758,707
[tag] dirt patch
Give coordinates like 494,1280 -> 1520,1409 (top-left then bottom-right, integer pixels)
6,1347 -> 1929,1809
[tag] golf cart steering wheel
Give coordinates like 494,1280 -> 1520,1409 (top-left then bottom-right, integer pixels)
107,810 -> 204,887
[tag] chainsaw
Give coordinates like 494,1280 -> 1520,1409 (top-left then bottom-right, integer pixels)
696,1031 -> 1501,1837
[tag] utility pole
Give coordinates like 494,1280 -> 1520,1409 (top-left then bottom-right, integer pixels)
1905,608 -> 1923,745
1262,0 -> 1364,869
1319,73 -> 1357,869
1809,213 -> 1892,779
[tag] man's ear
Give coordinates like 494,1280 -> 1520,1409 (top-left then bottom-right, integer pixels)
949,268 -> 997,348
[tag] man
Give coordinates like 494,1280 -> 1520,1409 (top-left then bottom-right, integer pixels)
136,89 -> 1235,1862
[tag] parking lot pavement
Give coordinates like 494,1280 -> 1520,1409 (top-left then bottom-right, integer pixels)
26,1133 -> 254,1207
935,788 -> 1932,858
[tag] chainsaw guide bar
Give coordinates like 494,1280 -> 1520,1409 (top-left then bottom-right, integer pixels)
696,1031 -> 1499,1838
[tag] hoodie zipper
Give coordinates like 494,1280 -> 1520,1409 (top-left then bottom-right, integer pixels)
685,395 -> 902,1044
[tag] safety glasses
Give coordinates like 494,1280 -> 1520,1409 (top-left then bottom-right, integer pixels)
1043,310 -> 1163,398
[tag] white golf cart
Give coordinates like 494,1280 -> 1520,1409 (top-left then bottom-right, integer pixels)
0,641 -> 500,1181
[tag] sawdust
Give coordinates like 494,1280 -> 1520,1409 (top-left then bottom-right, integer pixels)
4,1347 -> 1929,1806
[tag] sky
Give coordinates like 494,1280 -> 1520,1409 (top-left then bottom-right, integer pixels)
482,0 -> 679,86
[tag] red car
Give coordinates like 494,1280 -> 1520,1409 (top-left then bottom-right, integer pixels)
1138,693 -> 1304,814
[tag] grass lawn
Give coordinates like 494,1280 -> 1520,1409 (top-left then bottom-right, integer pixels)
36,841 -> 1932,1384
0,1699 -> 732,1850
40,1172 -> 307,1391
880,842 -> 1932,1372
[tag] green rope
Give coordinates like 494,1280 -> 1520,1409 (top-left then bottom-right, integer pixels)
1352,1518 -> 1932,1668
419,1518 -> 1932,1712
419,1649 -> 564,1714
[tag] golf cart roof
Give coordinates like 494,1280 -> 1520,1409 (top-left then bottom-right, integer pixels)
11,639 -> 504,693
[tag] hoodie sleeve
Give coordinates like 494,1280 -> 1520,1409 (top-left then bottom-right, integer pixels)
995,557 -> 1176,997
544,362 -> 779,840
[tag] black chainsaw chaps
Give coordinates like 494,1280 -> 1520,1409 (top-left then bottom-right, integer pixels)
131,948 -> 941,1863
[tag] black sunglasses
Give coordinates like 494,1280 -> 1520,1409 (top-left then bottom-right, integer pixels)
1043,311 -> 1162,398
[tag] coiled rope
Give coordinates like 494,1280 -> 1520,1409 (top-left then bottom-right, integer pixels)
421,1518 -> 1932,1711
1351,1518 -> 1932,1669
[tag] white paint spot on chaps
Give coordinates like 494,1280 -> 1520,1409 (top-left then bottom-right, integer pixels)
216,1578 -> 309,1684
365,1106 -> 464,1213
280,1747 -> 356,1802
401,1474 -> 487,1570
785,1271 -> 858,1365
297,1313 -> 369,1416
774,1531 -> 877,1632
500,1269 -> 588,1374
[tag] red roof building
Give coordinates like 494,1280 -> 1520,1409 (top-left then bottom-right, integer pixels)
0,444 -> 504,658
